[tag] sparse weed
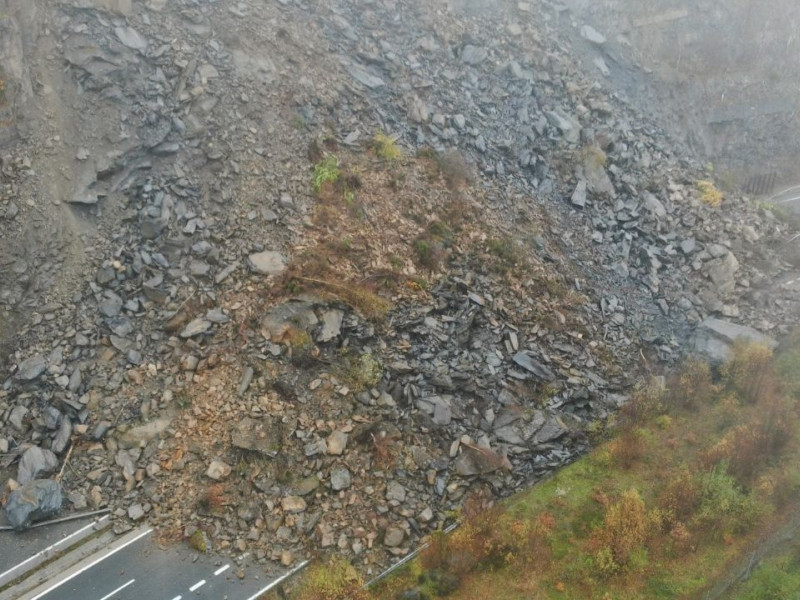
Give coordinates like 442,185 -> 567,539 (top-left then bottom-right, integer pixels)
580,145 -> 608,169
313,156 -> 341,194
372,131 -> 402,161
295,557 -> 369,600
695,180 -> 724,207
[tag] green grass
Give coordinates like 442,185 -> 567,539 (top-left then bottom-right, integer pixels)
313,156 -> 341,193
730,542 -> 800,600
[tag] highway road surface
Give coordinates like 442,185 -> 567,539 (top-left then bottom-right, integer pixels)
0,519 -> 307,600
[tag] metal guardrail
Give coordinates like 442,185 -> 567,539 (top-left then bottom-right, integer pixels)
363,522 -> 460,589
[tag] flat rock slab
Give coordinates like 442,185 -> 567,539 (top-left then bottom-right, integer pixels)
512,352 -> 556,381
580,25 -> 607,45
18,447 -> 59,484
454,443 -> 511,476
347,63 -> 385,89
114,26 -> 148,53
16,355 -> 46,380
180,318 -> 212,338
231,417 -> 282,457
115,416 -> 173,449
74,0 -> 132,14
692,318 -> 778,363
248,251 -> 286,275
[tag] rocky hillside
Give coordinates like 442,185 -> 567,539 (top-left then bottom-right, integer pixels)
1,0 -> 799,578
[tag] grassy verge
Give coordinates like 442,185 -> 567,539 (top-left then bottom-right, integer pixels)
729,539 -> 800,599
279,341 -> 800,600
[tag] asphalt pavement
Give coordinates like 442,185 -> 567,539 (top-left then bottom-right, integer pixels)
0,520 -> 306,600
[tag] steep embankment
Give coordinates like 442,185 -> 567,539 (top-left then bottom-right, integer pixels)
0,0 -> 798,581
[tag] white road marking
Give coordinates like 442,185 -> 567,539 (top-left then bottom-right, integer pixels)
213,564 -> 230,576
28,528 -> 153,600
97,578 -> 135,600
0,516 -> 110,583
243,560 -> 310,600
169,596 -> 182,600
189,579 -> 206,592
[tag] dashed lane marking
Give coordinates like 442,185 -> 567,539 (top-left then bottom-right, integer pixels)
213,565 -> 230,576
188,580 -> 205,592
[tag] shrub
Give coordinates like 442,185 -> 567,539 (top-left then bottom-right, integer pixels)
295,557 -> 369,600
371,132 -> 402,160
695,465 -> 762,534
436,149 -> 474,190
668,359 -> 715,409
721,342 -> 775,404
313,156 -> 341,194
609,429 -> 645,470
413,236 -> 445,271
657,468 -> 702,523
619,377 -> 664,427
704,403 -> 793,484
695,180 -> 723,207
593,489 -> 660,568
340,352 -> 383,391
487,236 -> 522,272
775,348 -> 800,398
419,491 -> 518,590
580,145 -> 607,168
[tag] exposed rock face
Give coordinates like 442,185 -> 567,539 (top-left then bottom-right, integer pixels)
692,318 -> 779,363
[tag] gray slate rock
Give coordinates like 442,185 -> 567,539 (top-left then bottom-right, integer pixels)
231,417 -> 281,457
17,355 -> 47,381
114,26 -> 148,53
248,251 -> 286,275
318,309 -> 344,342
512,352 -> 556,381
180,318 -> 212,338
571,180 -> 587,208
347,64 -> 385,89
580,25 -> 607,45
52,419 -> 73,454
692,318 -> 778,364
99,291 -> 123,317
461,44 -> 487,65
330,467 -> 352,491
5,479 -> 63,530
18,446 -> 59,484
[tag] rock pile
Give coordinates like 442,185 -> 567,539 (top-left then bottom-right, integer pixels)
1,0 -> 798,578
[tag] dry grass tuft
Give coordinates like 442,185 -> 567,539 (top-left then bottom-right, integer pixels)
371,132 -> 402,161
695,180 -> 724,207
295,557 -> 369,600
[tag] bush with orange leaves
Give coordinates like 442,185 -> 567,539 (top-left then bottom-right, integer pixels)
609,428 -> 646,470
722,342 -> 776,404
704,414 -> 792,485
657,467 -> 702,524
619,377 -> 665,427
667,358 -> 715,409
420,491 -> 555,589
591,489 -> 662,573
421,492 -> 511,579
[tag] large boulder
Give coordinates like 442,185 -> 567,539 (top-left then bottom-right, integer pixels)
692,318 -> 778,364
5,479 -> 63,530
